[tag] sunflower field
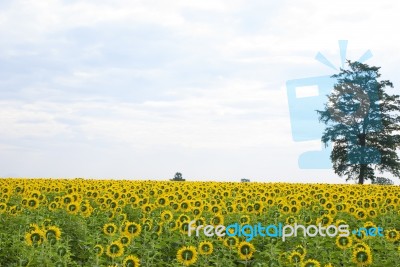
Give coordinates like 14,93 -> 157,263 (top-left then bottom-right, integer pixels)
1,178 -> 400,267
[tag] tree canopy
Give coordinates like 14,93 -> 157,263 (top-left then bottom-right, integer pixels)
317,60 -> 400,184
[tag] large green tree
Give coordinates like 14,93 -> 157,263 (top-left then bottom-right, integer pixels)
317,60 -> 400,184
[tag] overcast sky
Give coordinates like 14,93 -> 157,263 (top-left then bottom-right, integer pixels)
1,0 -> 400,183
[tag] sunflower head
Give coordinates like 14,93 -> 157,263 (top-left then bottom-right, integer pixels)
288,251 -> 303,264
336,235 -> 352,249
195,217 -> 206,227
123,255 -> 140,267
240,215 -> 250,224
160,210 -> 173,222
25,229 -> 45,246
66,202 -> 79,214
316,214 -> 332,226
352,248 -> 372,266
47,201 -> 59,211
192,208 -> 201,216
0,203 -> 7,213
198,241 -> 213,255
156,196 -> 169,206
385,229 -> 399,242
103,223 -> 118,236
178,214 -> 190,223
223,236 -> 239,248
353,242 -> 371,252
27,198 -> 39,209
301,259 -> 321,267
94,244 -> 104,256
237,241 -> 255,260
120,234 -> 131,245
177,246 -> 198,266
355,208 -> 367,220
45,225 -> 62,243
285,216 -> 297,225
210,214 -> 224,226
124,222 -> 141,237
106,241 -> 124,258
28,223 -> 40,232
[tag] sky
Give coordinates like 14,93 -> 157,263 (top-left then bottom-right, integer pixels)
1,0 -> 400,183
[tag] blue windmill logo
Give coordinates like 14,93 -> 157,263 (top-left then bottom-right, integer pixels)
286,40 -> 375,169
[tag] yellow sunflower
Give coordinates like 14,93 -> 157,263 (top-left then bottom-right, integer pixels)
27,198 -> 39,209
316,214 -> 333,226
198,241 -> 213,255
367,208 -> 377,218
94,244 -> 104,256
156,196 -> 169,207
103,223 -> 118,236
123,255 -> 140,267
336,235 -> 352,249
288,251 -> 303,264
141,204 -> 153,213
25,229 -> 45,246
66,202 -> 79,215
47,201 -> 59,211
160,210 -> 173,222
355,208 -> 367,220
124,222 -> 141,238
285,216 -> 297,225
191,207 -> 202,217
302,259 -> 321,267
28,223 -> 40,232
237,241 -> 255,260
106,241 -> 124,258
353,242 -> 371,253
180,201 -> 191,212
385,228 -> 399,242
45,225 -> 62,241
179,220 -> 196,235
194,217 -> 206,227
240,215 -> 251,224
223,236 -> 239,248
167,221 -> 178,231
352,248 -> 372,266
0,203 -> 7,214
178,214 -> 190,223
176,246 -> 198,266
210,214 -> 224,226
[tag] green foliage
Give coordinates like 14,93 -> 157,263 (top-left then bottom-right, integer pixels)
372,177 -> 394,185
170,172 -> 185,181
2,178 -> 400,266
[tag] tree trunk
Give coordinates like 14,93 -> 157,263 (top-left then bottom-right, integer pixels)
358,133 -> 366,184
358,164 -> 366,184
